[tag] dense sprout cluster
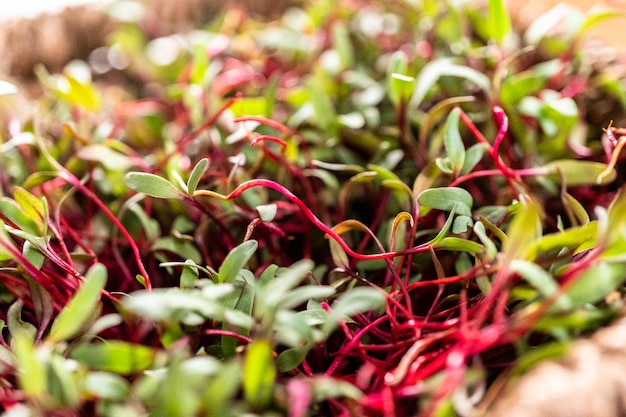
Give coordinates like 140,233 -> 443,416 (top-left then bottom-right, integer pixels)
1,0 -> 626,416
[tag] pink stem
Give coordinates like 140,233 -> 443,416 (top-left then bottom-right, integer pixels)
195,179 -> 432,261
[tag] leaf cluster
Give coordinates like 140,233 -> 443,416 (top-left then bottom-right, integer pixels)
1,0 -> 626,416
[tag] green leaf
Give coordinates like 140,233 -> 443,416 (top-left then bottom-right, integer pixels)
523,222 -> 597,261
541,160 -> 616,185
77,144 -> 134,171
217,240 -> 258,284
332,21 -> 354,70
123,285 -> 233,323
277,343 -> 313,372
48,263 -> 107,342
25,276 -> 53,337
452,215 -> 473,234
221,272 -> 255,357
386,51 -> 410,106
443,107 -> 465,174
390,74 -> 416,106
187,158 -> 208,196
0,198 -> 41,236
310,375 -> 363,401
84,372 -> 130,401
70,341 -> 156,374
501,198 -> 541,262
434,237 -> 483,254
243,339 -> 276,409
13,186 -> 45,230
562,191 -> 590,225
524,4 -> 581,44
329,239 -> 350,269
62,73 -> 102,111
556,262 -> 626,311
125,172 -> 185,199
180,259 -> 199,289
152,236 -> 202,264
322,287 -> 385,336
13,332 -> 47,400
510,260 -> 558,299
460,143 -> 488,175
7,300 -> 37,342
278,286 -> 336,310
256,204 -> 278,222
305,76 -> 336,130
580,9 -> 626,35
418,187 -> 473,216
22,241 -> 45,269
258,260 -> 314,314
48,354 -> 80,408
487,0 -> 512,43
410,59 -> 491,108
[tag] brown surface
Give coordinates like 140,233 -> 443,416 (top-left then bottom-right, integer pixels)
0,0 -> 294,79
511,0 -> 626,49
480,316 -> 626,417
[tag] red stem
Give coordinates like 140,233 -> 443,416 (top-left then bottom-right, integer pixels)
195,179 -> 432,261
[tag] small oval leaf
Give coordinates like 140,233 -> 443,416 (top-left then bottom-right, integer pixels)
187,158 -> 208,196
125,172 -> 184,199
418,187 -> 473,216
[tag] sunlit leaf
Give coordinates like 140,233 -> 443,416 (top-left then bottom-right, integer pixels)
22,241 -> 45,269
13,186 -> 45,230
556,262 -> 626,311
502,197 -> 542,262
580,8 -> 626,35
562,191 -> 590,225
243,339 -> 276,409
541,160 -> 616,185
487,0 -> 512,43
386,51 -> 410,106
13,332 -> 47,400
434,237 -> 483,254
523,222 -> 597,261
70,341 -> 156,374
390,74 -> 416,106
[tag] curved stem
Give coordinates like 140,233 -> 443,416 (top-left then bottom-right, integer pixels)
194,179 -> 432,261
